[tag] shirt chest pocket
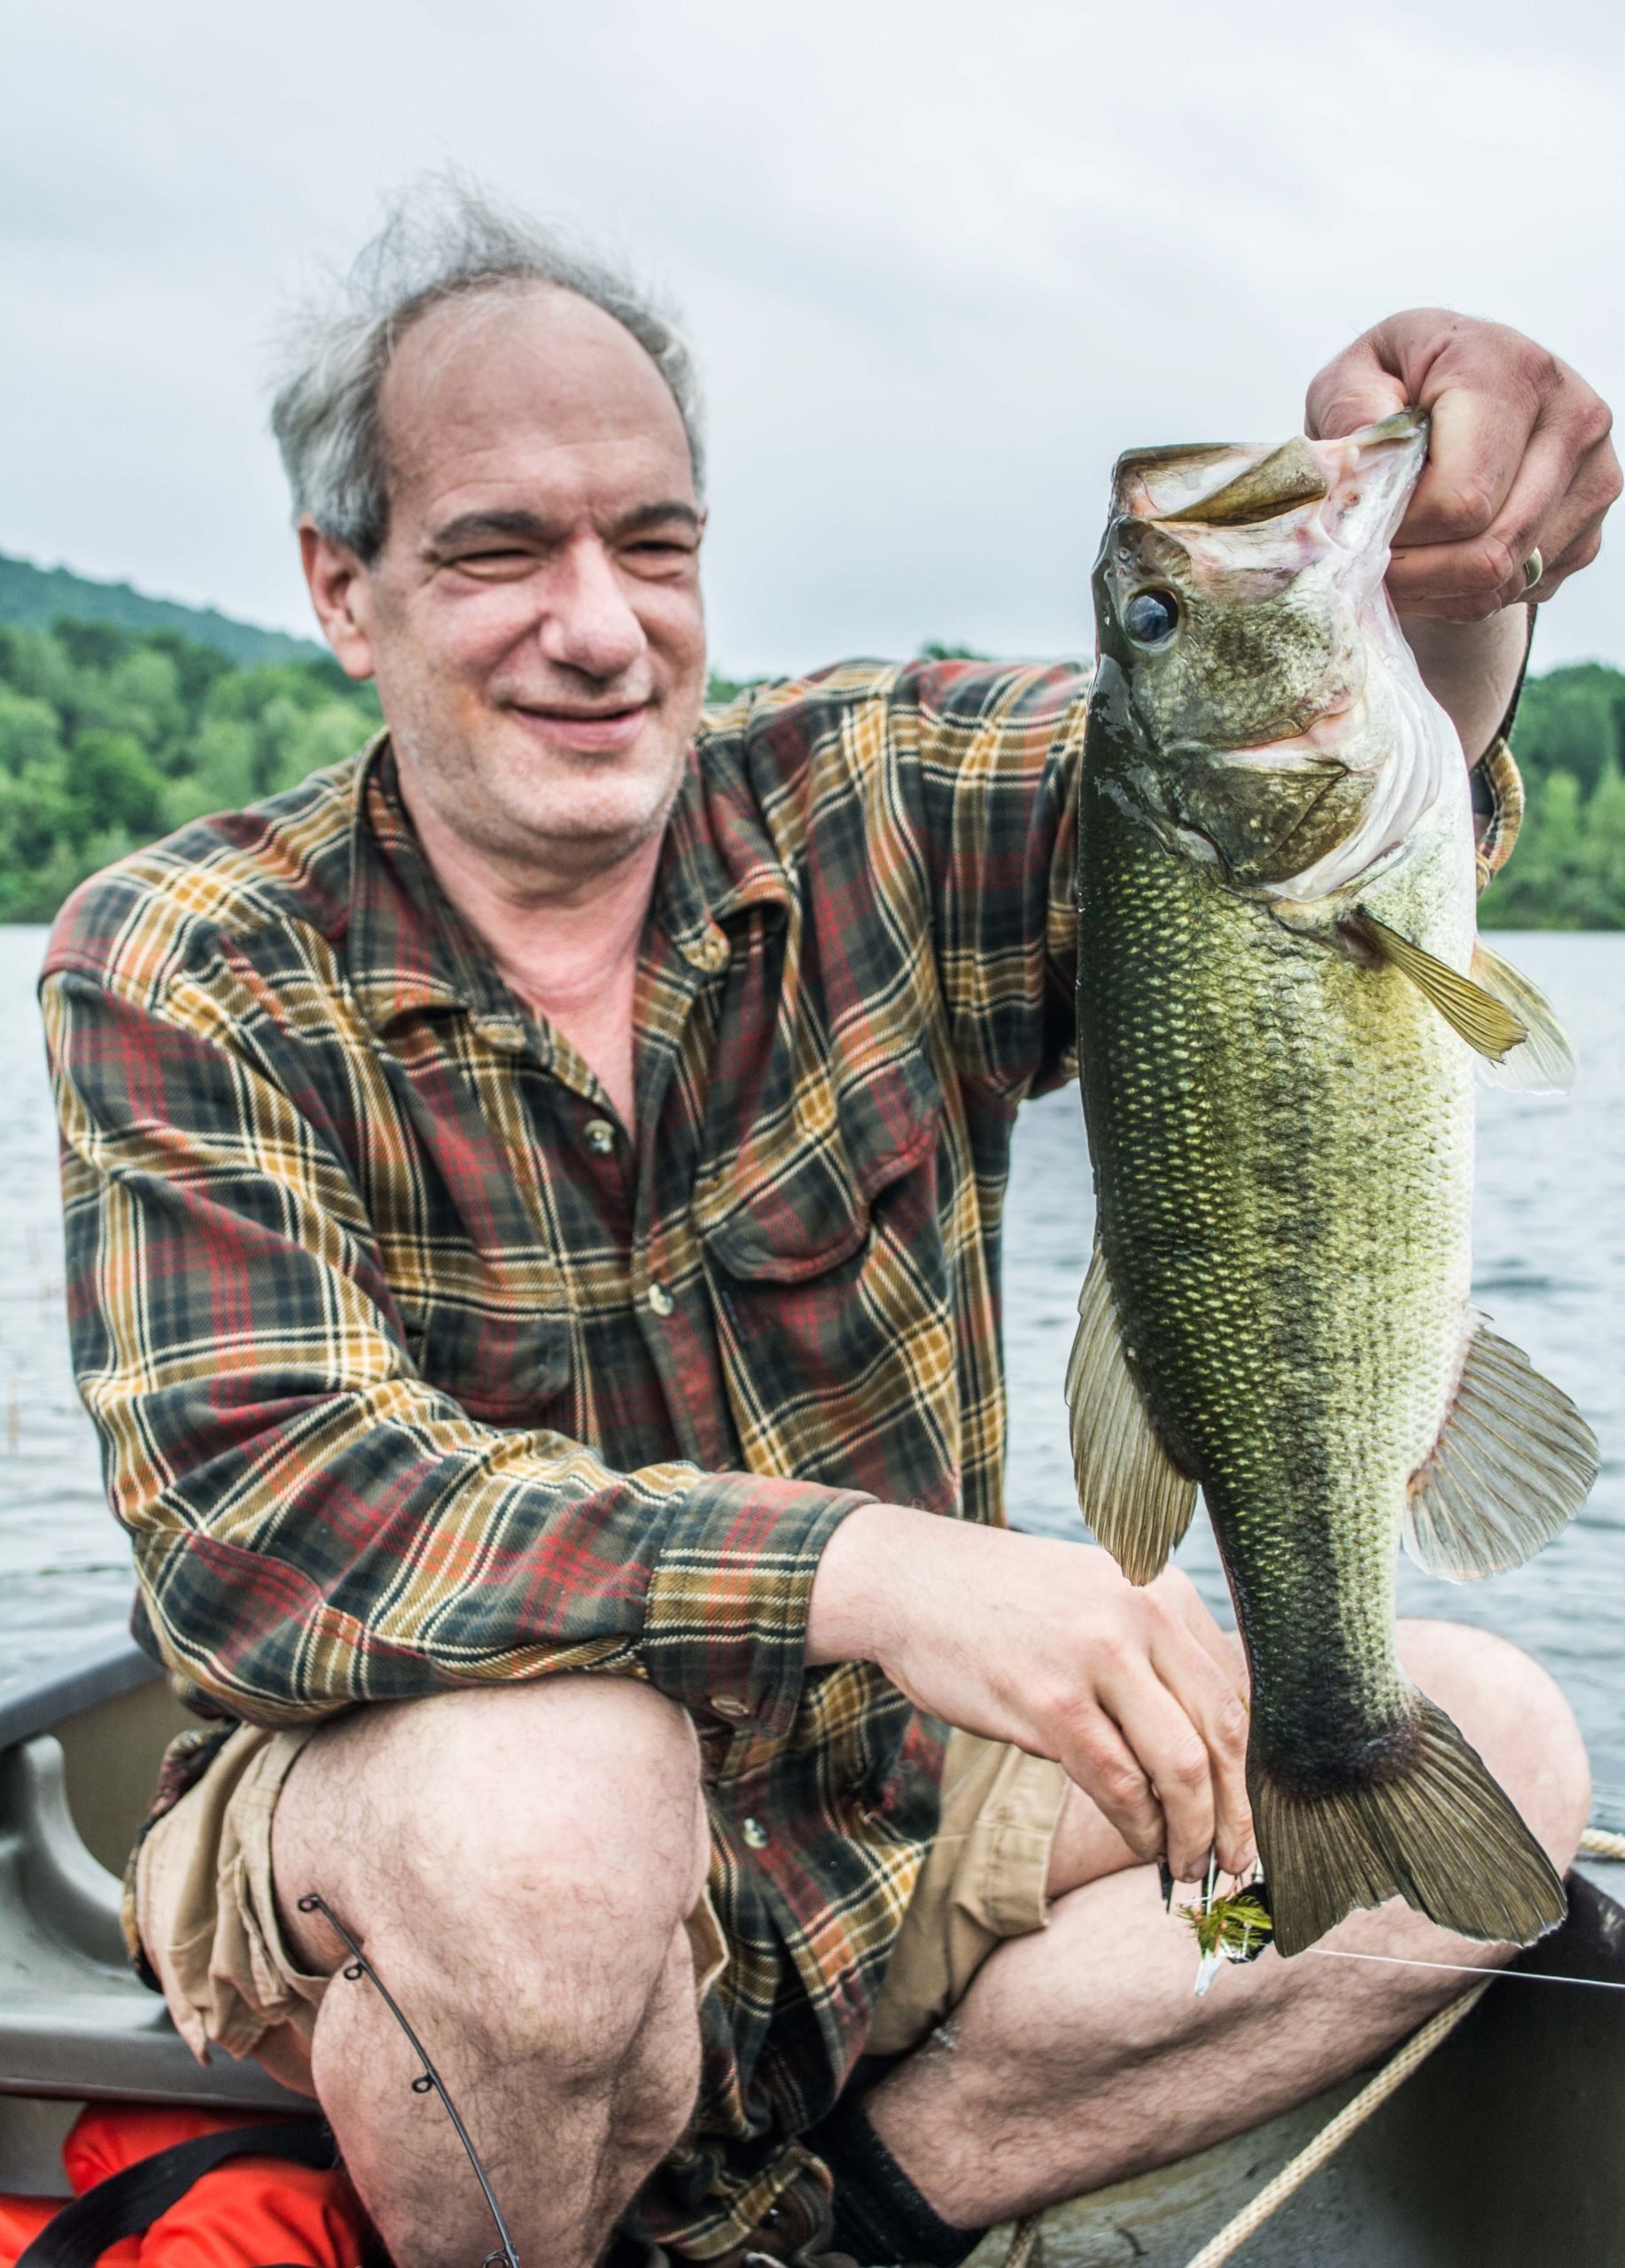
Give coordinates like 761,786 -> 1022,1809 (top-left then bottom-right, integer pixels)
694,1040 -> 945,1284
399,1294 -> 572,1428
692,1041 -> 958,1505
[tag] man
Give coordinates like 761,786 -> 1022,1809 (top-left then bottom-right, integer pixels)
44,182 -> 1617,2268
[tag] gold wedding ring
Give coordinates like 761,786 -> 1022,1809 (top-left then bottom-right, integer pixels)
1522,548 -> 1543,592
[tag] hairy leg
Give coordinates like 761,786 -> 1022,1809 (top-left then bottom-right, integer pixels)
867,1620 -> 1590,2225
270,1677 -> 711,2268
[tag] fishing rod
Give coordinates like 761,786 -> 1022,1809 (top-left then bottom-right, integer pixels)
297,1893 -> 522,2268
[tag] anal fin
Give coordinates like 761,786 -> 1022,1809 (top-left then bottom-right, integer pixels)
1066,1244 -> 1197,1584
1405,1316 -> 1598,1581
1471,939 -> 1577,1094
1347,908 -> 1526,1061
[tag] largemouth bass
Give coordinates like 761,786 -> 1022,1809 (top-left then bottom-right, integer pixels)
1068,410 -> 1598,1956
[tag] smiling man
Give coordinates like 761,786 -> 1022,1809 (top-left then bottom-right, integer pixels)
43,183 -> 1619,2268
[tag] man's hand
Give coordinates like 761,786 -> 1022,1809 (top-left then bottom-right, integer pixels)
807,1503 -> 1254,1884
1306,309 -> 1619,621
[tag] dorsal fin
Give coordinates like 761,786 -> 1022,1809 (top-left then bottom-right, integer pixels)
1162,437 -> 1328,527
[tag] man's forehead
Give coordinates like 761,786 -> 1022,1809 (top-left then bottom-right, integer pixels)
379,283 -> 695,504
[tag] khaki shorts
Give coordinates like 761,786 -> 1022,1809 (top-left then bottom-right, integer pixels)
135,1714 -> 1069,2094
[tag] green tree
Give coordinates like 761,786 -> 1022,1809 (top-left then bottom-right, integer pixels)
2,620 -> 1621,930
0,617 -> 380,922
1512,663 -> 1624,797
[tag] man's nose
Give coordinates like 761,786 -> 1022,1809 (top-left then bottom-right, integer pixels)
537,536 -> 647,682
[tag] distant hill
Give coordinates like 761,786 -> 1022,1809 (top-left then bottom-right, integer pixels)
0,553 -> 324,667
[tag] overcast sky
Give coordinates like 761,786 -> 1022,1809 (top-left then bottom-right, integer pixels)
4,0 -> 1622,677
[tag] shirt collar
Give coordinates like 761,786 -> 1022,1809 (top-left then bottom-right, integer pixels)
345,729 -> 795,1037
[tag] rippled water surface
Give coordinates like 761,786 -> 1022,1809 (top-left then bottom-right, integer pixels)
1,928 -> 1620,1796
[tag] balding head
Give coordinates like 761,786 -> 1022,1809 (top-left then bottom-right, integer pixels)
271,173 -> 704,563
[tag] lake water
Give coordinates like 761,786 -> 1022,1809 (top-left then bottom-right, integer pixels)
1,927 -> 1620,1808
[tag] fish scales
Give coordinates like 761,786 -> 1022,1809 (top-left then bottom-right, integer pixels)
1069,411 -> 1598,1955
1079,780 -> 1470,1779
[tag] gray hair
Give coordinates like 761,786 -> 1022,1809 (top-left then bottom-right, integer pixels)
269,174 -> 705,561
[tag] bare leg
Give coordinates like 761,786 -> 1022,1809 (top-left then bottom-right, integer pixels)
868,1621 -> 1590,2225
270,1677 -> 711,2268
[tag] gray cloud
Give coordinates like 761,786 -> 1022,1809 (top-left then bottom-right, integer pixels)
3,0 -> 1621,673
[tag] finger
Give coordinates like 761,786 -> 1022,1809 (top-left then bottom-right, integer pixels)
1309,314 -> 1614,585
1388,421 -> 1582,615
1153,1570 -> 1250,1704
1392,373 -> 1536,552
1054,1703 -> 1166,1864
1092,1653 -> 1220,1881
1147,1619 -> 1256,1876
1305,338 -> 1409,442
1388,429 -> 1621,617
1310,309 -> 1537,493
1517,431 -> 1621,603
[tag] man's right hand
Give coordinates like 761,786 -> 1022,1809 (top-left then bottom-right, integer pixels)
806,1503 -> 1255,1884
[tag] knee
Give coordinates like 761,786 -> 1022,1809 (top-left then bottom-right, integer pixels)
284,1677 -> 710,2061
416,1674 -> 706,1928
1399,1618 -> 1590,1865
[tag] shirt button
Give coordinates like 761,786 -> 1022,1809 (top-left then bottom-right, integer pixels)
742,1817 -> 770,1850
584,1118 -> 616,1154
647,1282 -> 675,1317
711,1694 -> 750,1721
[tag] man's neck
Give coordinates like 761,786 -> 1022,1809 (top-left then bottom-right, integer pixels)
399,773 -> 663,1130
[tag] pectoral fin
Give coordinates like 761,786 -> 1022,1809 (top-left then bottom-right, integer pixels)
1404,1317 -> 1598,1581
1470,940 -> 1577,1094
1066,1244 -> 1197,1584
1347,909 -> 1527,1060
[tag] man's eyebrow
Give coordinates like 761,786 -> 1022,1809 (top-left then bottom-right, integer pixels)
610,501 -> 703,540
424,509 -> 563,554
424,501 -> 702,555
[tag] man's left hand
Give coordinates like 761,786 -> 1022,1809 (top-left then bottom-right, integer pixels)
1306,309 -> 1620,620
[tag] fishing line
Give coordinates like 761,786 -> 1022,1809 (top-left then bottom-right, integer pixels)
1308,1944 -> 1625,1993
298,1892 -> 522,2268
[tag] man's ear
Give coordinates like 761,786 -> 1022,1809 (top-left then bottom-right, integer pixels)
299,521 -> 377,681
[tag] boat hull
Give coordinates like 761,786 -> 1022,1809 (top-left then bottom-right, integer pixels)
4,1643 -> 1622,2257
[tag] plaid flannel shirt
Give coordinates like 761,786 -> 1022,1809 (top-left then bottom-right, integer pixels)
43,656 -> 1085,2255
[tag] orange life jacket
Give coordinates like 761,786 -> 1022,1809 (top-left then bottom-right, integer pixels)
0,2104 -> 373,2268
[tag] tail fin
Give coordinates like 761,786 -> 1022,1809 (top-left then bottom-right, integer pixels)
1252,1696 -> 1566,1958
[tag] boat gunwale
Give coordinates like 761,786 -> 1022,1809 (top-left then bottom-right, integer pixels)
0,1636 -> 155,1756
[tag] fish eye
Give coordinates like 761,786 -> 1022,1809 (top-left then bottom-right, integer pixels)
1124,588 -> 1180,646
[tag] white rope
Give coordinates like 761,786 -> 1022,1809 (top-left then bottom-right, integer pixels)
1001,1822 -> 1624,2268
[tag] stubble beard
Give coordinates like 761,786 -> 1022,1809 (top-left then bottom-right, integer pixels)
394,700 -> 692,902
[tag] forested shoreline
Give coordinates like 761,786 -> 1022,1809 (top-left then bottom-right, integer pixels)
0,615 -> 1621,928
